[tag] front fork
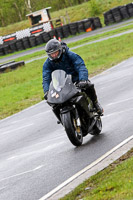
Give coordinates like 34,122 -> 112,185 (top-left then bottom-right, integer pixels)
71,106 -> 81,134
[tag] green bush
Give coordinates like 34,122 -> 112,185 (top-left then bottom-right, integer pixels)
90,0 -> 102,16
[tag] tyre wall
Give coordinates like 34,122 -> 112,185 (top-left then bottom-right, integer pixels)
0,17 -> 102,56
104,3 -> 133,26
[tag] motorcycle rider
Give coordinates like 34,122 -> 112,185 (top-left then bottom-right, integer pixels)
42,39 -> 103,114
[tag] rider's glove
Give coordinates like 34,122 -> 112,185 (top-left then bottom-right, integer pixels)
44,91 -> 48,100
77,80 -> 88,89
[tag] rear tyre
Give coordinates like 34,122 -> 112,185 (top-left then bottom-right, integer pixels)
62,111 -> 83,146
91,117 -> 102,135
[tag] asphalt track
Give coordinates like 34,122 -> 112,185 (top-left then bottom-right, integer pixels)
0,56 -> 133,200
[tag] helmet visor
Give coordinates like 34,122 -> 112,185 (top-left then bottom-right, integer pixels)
47,49 -> 62,61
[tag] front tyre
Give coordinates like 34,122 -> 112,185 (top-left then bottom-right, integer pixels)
62,111 -> 83,146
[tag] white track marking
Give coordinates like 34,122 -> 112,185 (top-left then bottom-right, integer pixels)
0,165 -> 44,182
39,135 -> 133,200
10,110 -> 51,124
7,141 -> 65,160
103,107 -> 133,118
0,186 -> 7,191
107,97 -> 133,106
1,123 -> 34,135
31,110 -> 51,118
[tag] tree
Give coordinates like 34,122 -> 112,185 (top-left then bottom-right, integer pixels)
0,0 -> 89,27
25,0 -> 32,13
13,2 -> 23,21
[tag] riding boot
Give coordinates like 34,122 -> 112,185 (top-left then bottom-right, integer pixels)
93,101 -> 103,114
85,81 -> 103,114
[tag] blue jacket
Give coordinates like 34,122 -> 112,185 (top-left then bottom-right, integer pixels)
42,43 -> 88,93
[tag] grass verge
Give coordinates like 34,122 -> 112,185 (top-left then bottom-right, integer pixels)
60,148 -> 133,200
68,22 -> 133,48
0,59 -> 44,119
1,30 -> 133,119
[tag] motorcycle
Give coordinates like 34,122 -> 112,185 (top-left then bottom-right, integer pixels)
47,70 -> 102,147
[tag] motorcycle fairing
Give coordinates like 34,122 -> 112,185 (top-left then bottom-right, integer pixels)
47,73 -> 78,104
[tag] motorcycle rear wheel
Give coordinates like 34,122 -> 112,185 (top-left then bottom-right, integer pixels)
62,111 -> 83,146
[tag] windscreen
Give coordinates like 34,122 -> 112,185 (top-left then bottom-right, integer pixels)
52,70 -> 67,91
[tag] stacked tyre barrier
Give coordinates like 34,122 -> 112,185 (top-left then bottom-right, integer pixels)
0,61 -> 25,73
0,17 -> 102,56
104,3 -> 133,25
62,25 -> 71,38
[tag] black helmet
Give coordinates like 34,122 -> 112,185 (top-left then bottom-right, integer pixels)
45,39 -> 62,61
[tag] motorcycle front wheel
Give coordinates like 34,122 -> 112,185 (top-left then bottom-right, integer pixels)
62,111 -> 83,146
